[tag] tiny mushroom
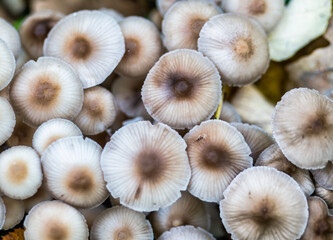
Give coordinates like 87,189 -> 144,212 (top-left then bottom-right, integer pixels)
315,185 -> 333,209
0,197 -> 5,230
0,39 -> 15,91
0,17 -> 21,58
0,97 -> 16,146
2,196 -> 25,230
219,101 -> 242,123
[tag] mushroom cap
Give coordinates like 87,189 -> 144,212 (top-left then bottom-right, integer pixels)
101,121 -> 191,212
20,10 -> 64,59
0,197 -> 5,230
221,0 -> 285,32
99,8 -> 124,22
231,122 -> 274,161
0,17 -> 21,58
149,191 -> 210,237
157,0 -> 178,15
74,86 -> 117,135
0,39 -> 15,91
184,120 -> 252,202
10,56 -> 84,127
311,162 -> 333,190
198,13 -> 269,86
24,181 -> 52,213
162,0 -> 221,50
24,200 -> 89,240
220,166 -> 308,240
41,136 -> 108,208
32,118 -> 82,155
158,225 -> 216,240
272,88 -> 333,169
115,16 -> 162,78
90,206 -> 154,240
79,204 -> 106,229
2,196 -> 25,230
0,146 -> 42,199
142,49 -> 221,129
43,10 -> 125,88
0,97 -> 16,146
256,144 -> 315,196
219,101 -> 242,123
315,185 -> 333,209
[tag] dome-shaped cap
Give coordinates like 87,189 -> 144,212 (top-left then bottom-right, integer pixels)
41,136 -> 108,208
311,162 -> 333,190
0,39 -> 15,91
24,181 -> 52,213
184,120 -> 252,202
142,49 -> 221,129
0,97 -> 15,146
0,197 -> 5,230
44,10 -> 125,88
198,13 -> 269,86
158,225 -> 216,240
2,196 -> 25,230
272,88 -> 333,169
315,185 -> 333,209
162,1 -> 221,50
219,101 -> 241,123
24,200 -> 89,240
10,56 -> 84,127
101,121 -> 191,212
0,146 -> 42,199
0,17 -> 21,58
90,206 -> 154,240
220,166 -> 309,240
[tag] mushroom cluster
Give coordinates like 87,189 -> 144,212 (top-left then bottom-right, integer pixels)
0,0 -> 332,239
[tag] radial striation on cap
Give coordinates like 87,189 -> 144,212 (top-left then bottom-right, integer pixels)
142,49 -> 221,129
101,121 -> 191,212
41,136 -> 108,208
198,13 -> 269,86
158,225 -> 216,240
0,97 -> 16,146
220,166 -> 309,240
184,120 -> 252,202
219,101 -> 242,123
0,39 -> 15,91
43,10 -> 125,88
311,162 -> 333,190
272,88 -> 333,170
90,206 -> 154,240
10,56 -> 84,127
0,17 -> 21,58
24,200 -> 89,240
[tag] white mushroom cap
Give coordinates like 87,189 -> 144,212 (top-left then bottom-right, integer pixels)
0,39 -> 15,91
90,206 -> 154,240
24,200 -> 89,240
41,136 -> 108,208
220,166 -> 309,240
0,146 -> 42,199
158,225 -> 216,240
0,97 -> 16,146
162,1 -> 221,50
2,196 -> 25,230
24,181 -> 52,213
0,197 -> 5,230
315,185 -> 333,209
99,8 -> 124,22
44,10 -> 125,88
10,56 -> 84,127
184,120 -> 252,202
101,121 -> 191,212
272,88 -> 333,170
0,17 -> 21,58
32,118 -> 82,156
198,13 -> 269,86
219,101 -> 242,123
221,0 -> 284,32
157,0 -> 178,15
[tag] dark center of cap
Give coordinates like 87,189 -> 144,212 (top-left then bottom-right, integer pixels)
114,228 -> 132,240
170,74 -> 194,98
34,81 -> 60,106
251,197 -> 276,224
71,36 -> 91,60
47,223 -> 68,240
136,151 -> 164,182
314,218 -> 330,235
190,18 -> 206,40
33,20 -> 54,41
7,160 -> 28,184
201,146 -> 230,169
123,38 -> 139,60
67,168 -> 94,193
249,0 -> 266,15
87,98 -> 103,116
233,38 -> 254,59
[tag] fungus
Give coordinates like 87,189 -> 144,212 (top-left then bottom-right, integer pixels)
315,185 -> 333,209
0,197 -> 5,230
0,97 -> 16,146
24,181 -> 52,213
7,116 -> 36,147
101,121 -> 191,212
79,204 -> 106,229
43,10 -> 125,88
0,39 -> 15,91
90,206 -> 154,240
311,162 -> 333,190
0,17 -> 21,58
198,13 -> 269,86
219,101 -> 241,123
158,225 -> 215,240
184,120 -> 252,202
142,49 -> 221,129
157,0 -> 178,15
99,8 -> 124,22
2,196 -> 25,230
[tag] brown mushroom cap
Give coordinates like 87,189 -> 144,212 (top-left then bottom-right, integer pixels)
20,10 -> 64,59
272,88 -> 333,170
90,206 -> 154,240
184,119 -> 252,202
24,200 -> 89,240
220,166 -> 308,240
311,162 -> 333,190
315,185 -> 333,209
10,56 -> 84,127
142,49 -> 221,129
101,121 -> 191,212
198,13 -> 269,86
158,225 -> 216,240
256,144 -> 315,196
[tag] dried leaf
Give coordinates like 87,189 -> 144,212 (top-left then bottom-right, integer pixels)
1,228 -> 25,240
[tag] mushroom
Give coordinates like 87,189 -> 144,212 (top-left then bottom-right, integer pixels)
9,56 -> 84,127
311,162 -> 333,190
142,49 -> 221,129
100,121 -> 191,212
0,39 -> 15,91
220,166 -> 308,240
157,0 -> 179,15
272,88 -> 333,170
2,196 -> 25,230
219,101 -> 242,123
90,206 -> 154,240
23,181 -> 52,213
158,225 -> 216,240
41,136 -> 108,209
0,97 -> 16,146
7,115 -> 36,147
184,119 -> 252,202
198,13 -> 269,86
43,10 -> 125,88
0,146 -> 42,199
79,204 -> 106,229
99,8 -> 124,22
24,200 -> 89,240
315,185 -> 333,209
0,197 -> 5,230
162,0 -> 221,50
0,17 -> 21,58
256,143 -> 315,195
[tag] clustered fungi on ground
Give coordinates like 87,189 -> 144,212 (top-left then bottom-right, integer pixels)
0,0 -> 332,239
